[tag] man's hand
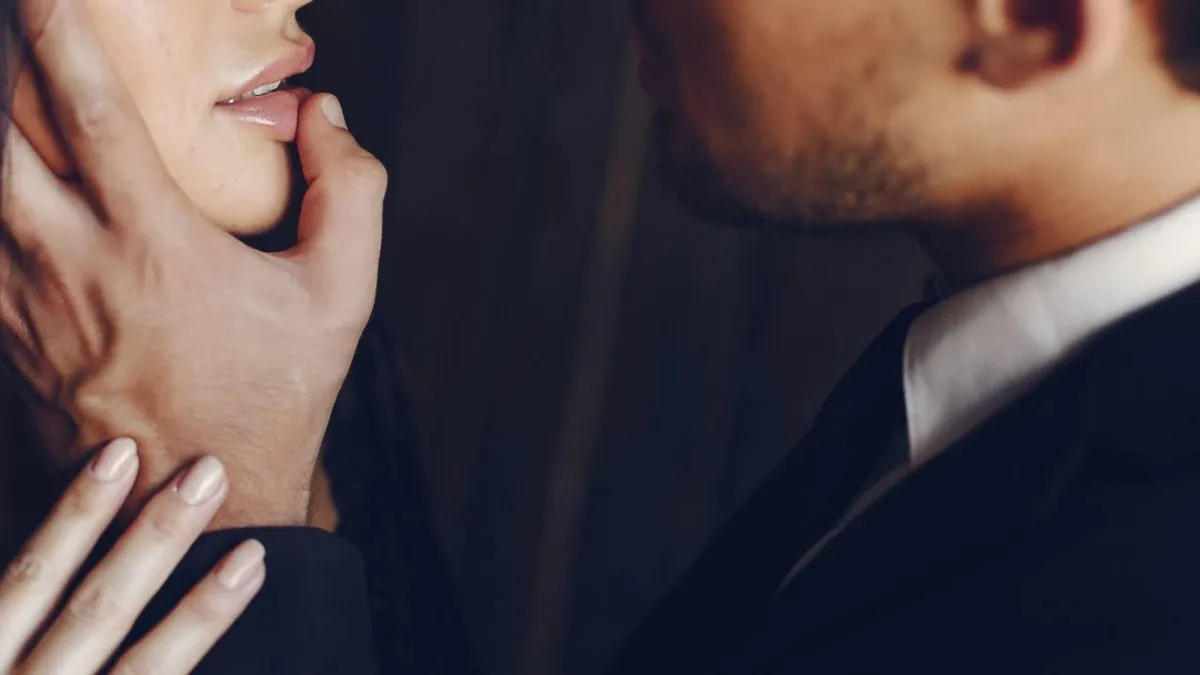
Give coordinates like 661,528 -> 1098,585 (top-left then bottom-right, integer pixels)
0,0 -> 386,527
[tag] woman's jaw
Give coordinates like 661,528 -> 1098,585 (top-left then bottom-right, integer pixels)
10,0 -> 318,237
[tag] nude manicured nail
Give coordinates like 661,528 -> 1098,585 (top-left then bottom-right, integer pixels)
216,540 -> 266,591
322,95 -> 347,130
91,438 -> 138,482
175,457 -> 226,506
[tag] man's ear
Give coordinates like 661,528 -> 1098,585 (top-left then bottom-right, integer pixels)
966,0 -> 1132,89
11,68 -> 74,177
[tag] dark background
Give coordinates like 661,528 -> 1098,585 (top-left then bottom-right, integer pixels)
302,2 -> 931,674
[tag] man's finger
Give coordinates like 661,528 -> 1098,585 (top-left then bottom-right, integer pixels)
18,0 -> 185,226
0,124 -> 91,256
285,94 -> 386,317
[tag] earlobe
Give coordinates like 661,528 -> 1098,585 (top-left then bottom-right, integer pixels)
11,68 -> 74,177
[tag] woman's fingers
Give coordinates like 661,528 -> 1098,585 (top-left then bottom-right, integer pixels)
1,447 -> 262,675
0,438 -> 139,672
18,456 -> 229,674
111,540 -> 266,675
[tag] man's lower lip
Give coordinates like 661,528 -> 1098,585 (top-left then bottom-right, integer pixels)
216,89 -> 302,142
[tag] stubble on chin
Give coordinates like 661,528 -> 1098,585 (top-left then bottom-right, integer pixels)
650,109 -> 930,236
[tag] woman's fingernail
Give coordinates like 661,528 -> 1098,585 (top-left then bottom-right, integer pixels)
216,540 -> 266,591
91,438 -> 138,482
322,95 -> 347,130
175,457 -> 226,506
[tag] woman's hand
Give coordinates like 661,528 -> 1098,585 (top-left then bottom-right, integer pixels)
0,439 -> 265,674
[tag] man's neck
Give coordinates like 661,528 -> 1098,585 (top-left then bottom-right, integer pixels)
912,108 -> 1200,290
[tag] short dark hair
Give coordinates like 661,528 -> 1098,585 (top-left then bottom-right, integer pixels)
1160,0 -> 1200,89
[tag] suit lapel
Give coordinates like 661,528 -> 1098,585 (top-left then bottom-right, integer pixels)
752,355 -> 1094,665
746,280 -> 1200,673
606,418 -> 909,674
607,306 -> 927,675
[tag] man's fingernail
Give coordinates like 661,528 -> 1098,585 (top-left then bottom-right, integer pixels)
216,540 -> 266,591
322,95 -> 347,130
91,438 -> 138,482
175,456 -> 226,506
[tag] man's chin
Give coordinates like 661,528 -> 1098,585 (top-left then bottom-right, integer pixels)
653,144 -> 814,234
650,113 -> 809,233
648,111 -> 924,236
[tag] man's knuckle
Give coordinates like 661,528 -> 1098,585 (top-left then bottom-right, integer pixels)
65,91 -> 122,139
342,153 -> 388,195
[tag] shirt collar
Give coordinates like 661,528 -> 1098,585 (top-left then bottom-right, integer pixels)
903,196 -> 1200,466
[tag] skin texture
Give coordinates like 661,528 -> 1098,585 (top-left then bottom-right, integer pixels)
4,0 -> 345,532
637,0 -> 952,229
12,0 -> 314,235
632,0 -> 1200,285
1,443 -> 265,674
0,0 -> 386,532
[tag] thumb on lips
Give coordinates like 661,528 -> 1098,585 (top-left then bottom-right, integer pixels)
290,94 -> 387,323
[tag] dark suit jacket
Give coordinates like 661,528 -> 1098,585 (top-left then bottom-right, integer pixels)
151,279 -> 1200,673
607,279 -> 1200,674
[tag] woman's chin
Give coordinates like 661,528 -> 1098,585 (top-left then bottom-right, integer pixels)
195,196 -> 291,236
222,218 -> 285,237
193,173 -> 296,236
169,137 -> 298,236
223,197 -> 290,235
213,204 -> 291,236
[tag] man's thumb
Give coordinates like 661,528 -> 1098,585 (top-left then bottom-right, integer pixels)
291,94 -> 387,316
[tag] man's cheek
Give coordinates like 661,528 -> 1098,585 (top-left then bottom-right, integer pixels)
12,68 -> 75,178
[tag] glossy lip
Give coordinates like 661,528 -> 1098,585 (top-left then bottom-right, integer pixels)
216,41 -> 316,105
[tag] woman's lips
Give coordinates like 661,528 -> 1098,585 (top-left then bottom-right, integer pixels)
217,88 -> 303,142
215,41 -> 315,143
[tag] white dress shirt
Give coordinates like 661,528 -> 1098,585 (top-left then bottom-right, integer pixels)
776,195 -> 1200,595
905,196 -> 1200,468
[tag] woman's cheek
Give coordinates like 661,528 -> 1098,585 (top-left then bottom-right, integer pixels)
11,69 -> 75,177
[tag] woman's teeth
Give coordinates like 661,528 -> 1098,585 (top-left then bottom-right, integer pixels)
223,80 -> 284,104
249,81 -> 283,97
